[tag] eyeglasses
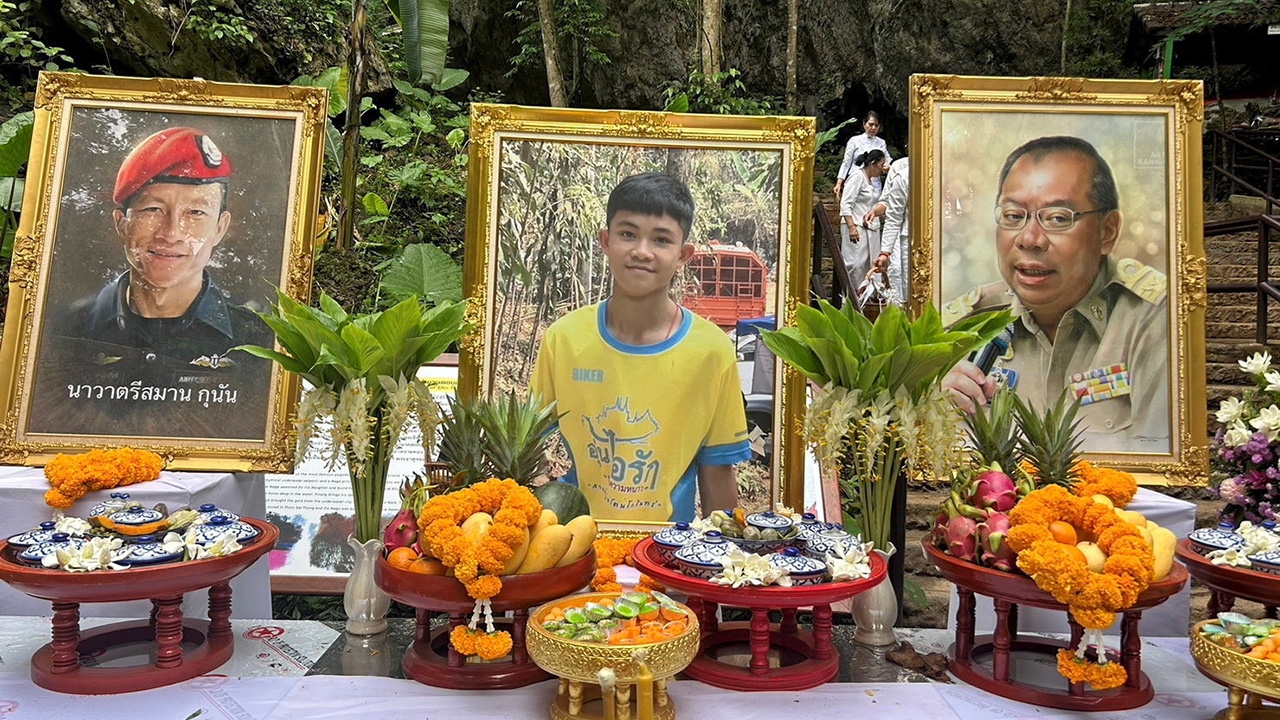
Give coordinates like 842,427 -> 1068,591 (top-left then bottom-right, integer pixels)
993,205 -> 1113,233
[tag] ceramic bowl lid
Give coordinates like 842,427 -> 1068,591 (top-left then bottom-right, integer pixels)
653,522 -> 699,548
189,516 -> 260,546
804,528 -> 858,557
7,521 -> 58,548
745,511 -> 794,532
769,546 -> 826,576
196,503 -> 241,523
108,506 -> 164,526
117,535 -> 185,566
17,533 -> 85,564
674,531 -> 731,568
1188,526 -> 1246,552
89,492 -> 133,517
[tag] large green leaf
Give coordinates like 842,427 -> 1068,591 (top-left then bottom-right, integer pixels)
795,303 -> 838,345
319,293 -> 350,325
234,344 -> 310,377
868,303 -> 908,355
398,0 -> 451,85
0,112 -> 34,177
257,313 -> 319,369
821,302 -> 865,359
340,323 -> 388,375
760,328 -> 823,382
370,296 -> 424,368
379,243 -> 463,305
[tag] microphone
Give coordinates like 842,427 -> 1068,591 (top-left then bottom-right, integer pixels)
971,326 -> 1014,375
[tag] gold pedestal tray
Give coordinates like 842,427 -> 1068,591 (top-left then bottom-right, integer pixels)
1191,620 -> 1280,720
547,679 -> 677,720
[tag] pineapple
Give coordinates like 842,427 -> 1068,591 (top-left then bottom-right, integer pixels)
475,392 -> 562,485
965,389 -> 1020,471
437,392 -> 562,487
1012,388 -> 1085,487
436,397 -> 490,488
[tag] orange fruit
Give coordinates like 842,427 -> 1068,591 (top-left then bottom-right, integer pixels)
387,546 -> 419,571
1049,521 -> 1078,546
408,558 -> 449,575
1058,543 -> 1088,565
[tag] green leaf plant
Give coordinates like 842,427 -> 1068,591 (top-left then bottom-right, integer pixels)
236,291 -> 471,541
761,301 -> 1011,552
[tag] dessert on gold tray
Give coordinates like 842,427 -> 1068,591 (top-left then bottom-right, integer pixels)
527,591 -> 699,720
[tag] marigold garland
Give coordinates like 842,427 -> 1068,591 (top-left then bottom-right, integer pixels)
1056,649 -> 1127,690
1007,484 -> 1154,687
43,448 -> 164,509
1072,461 -> 1137,508
417,479 -> 541,657
589,536 -> 662,592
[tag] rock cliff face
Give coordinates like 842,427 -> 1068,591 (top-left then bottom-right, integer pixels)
43,0 -> 1090,130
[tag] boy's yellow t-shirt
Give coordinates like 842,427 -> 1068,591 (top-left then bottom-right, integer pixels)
531,301 -> 751,523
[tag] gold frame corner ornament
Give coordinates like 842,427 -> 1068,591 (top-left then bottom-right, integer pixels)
459,104 -> 816,530
0,72 -> 327,471
908,74 -> 1209,485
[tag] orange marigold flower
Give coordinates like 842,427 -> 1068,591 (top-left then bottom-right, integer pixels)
466,575 -> 502,599
44,448 -> 163,509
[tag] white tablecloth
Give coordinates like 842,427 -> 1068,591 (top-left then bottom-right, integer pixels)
946,487 -> 1196,637
0,468 -> 271,618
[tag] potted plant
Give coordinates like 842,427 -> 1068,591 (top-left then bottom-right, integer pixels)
238,290 -> 470,634
762,300 -> 1009,644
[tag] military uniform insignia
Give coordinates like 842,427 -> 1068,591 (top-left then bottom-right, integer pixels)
942,287 -> 983,326
1069,364 -> 1131,405
995,368 -> 1018,390
94,353 -> 123,365
1114,258 -> 1167,304
189,353 -> 236,369
199,135 -> 224,168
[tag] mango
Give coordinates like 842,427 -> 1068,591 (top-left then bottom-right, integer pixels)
556,515 -> 598,566
517,524 -> 573,574
1076,541 -> 1107,573
500,527 -> 532,575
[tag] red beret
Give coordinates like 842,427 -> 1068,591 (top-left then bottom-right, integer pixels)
113,127 -> 232,207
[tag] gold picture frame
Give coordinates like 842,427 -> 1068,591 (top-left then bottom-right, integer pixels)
908,74 -> 1207,484
461,103 -> 815,532
0,72 -> 327,471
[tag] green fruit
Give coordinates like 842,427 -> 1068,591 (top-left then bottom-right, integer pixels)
534,482 -> 591,523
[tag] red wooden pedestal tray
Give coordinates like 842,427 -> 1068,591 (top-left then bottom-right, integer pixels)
630,536 -> 887,691
924,541 -> 1187,711
375,548 -> 596,689
0,518 -> 277,695
1176,538 -> 1280,610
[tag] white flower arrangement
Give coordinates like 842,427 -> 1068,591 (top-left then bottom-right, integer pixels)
41,537 -> 126,572
710,547 -> 792,588
51,512 -> 92,537
825,540 -> 875,581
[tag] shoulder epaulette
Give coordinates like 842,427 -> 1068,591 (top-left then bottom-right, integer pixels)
1114,257 -> 1167,304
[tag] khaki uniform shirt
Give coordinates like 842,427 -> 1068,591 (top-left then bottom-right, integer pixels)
943,256 -> 1170,454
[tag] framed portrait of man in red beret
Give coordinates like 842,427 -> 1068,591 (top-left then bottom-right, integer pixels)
0,73 -> 327,471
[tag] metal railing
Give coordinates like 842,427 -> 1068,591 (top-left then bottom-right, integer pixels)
809,199 -> 853,307
1205,214 -> 1280,345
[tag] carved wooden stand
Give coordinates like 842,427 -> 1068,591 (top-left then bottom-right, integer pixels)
1179,540 -> 1280,719
0,519 -> 276,694
632,537 -> 886,691
924,541 -> 1187,711
375,549 -> 596,689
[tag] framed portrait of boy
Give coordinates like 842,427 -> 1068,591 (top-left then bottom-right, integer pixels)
0,73 -> 327,471
461,103 -> 815,531
908,74 -> 1207,483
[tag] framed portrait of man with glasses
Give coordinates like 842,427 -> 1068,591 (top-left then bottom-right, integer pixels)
908,75 -> 1207,483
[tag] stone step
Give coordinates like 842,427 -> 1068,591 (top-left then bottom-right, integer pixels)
1204,303 -> 1280,324
1207,320 -> 1280,339
1205,340 -> 1280,363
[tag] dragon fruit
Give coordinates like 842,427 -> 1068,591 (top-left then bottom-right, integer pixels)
944,515 -> 980,562
383,473 -> 430,550
973,467 -> 1018,513
977,512 -> 1016,572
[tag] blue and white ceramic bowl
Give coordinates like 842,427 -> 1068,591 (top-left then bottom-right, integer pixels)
803,529 -> 863,560
108,506 -> 164,526
768,547 -> 826,586
653,522 -> 700,565
17,533 -> 84,565
1189,526 -> 1246,555
796,514 -> 843,544
89,492 -> 133,517
7,521 -> 58,548
674,531 -> 732,580
745,511 -> 795,534
195,503 -> 240,524
189,516 -> 260,546
117,535 -> 184,567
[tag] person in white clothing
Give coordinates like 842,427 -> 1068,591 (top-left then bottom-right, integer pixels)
833,111 -> 891,198
863,156 -> 910,305
839,149 -> 889,294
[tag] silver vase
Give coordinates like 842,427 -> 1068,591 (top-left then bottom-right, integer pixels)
852,544 -> 897,646
343,536 -> 390,636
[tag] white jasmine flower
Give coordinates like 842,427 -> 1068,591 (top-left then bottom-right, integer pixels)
1249,404 -> 1280,442
51,512 -> 92,537
1267,371 -> 1280,394
1217,396 -> 1247,425
1225,421 -> 1253,448
710,547 -> 792,588
1240,352 -> 1272,376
